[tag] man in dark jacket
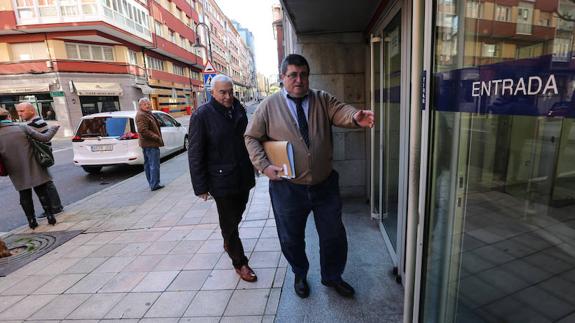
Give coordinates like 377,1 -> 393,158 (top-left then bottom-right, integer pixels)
136,98 -> 165,191
188,74 -> 257,282
16,102 -> 63,217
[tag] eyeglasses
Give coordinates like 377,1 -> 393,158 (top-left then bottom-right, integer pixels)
285,72 -> 309,80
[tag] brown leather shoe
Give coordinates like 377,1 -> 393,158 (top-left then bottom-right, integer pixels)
235,265 -> 257,282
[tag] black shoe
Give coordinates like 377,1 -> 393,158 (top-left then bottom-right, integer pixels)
151,185 -> 165,191
27,217 -> 38,230
46,213 -> 57,225
294,276 -> 310,298
321,279 -> 355,297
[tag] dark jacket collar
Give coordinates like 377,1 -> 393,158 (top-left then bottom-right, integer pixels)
210,98 -> 244,119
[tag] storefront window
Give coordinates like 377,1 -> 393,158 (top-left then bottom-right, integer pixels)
0,94 -> 57,121
80,96 -> 120,116
422,0 -> 575,322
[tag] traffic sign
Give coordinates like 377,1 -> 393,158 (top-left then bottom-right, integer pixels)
203,73 -> 217,89
203,61 -> 216,74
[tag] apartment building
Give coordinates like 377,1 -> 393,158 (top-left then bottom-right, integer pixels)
0,0 -> 204,136
197,0 -> 256,102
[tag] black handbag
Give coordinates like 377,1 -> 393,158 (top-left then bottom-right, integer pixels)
29,136 -> 54,168
21,126 -> 55,168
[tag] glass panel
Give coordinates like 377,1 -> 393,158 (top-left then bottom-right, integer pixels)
103,47 -> 114,61
76,117 -> 130,137
381,13 -> 402,250
91,46 -> 103,60
78,44 -> 91,59
65,43 -> 78,59
372,36 -> 382,215
422,0 -> 575,322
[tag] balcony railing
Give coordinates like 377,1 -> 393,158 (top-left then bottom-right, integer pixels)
13,0 -> 152,42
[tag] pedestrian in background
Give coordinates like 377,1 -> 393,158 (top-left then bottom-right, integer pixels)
136,97 -> 165,191
16,102 -> 63,217
245,54 -> 374,298
0,107 -> 60,229
188,74 -> 257,282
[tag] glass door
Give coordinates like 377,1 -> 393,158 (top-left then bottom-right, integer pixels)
371,34 -> 383,217
380,13 -> 402,252
420,0 -> 575,322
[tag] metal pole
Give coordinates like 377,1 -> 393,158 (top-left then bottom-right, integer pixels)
195,22 -> 213,63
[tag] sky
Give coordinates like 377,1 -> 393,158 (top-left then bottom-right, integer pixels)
215,0 -> 279,78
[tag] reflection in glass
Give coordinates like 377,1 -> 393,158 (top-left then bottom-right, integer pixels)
422,0 -> 575,322
381,14 -> 402,251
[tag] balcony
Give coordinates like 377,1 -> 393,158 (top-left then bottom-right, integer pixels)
13,0 -> 152,42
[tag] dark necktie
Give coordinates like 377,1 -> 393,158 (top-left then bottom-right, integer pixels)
287,95 -> 310,147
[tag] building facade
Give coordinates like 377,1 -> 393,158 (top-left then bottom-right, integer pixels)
278,0 -> 575,322
196,0 -> 255,102
0,0 -> 204,136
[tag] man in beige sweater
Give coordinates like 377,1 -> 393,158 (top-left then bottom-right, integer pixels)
245,54 -> 374,298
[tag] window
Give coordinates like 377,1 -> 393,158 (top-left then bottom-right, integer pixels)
154,20 -> 164,37
16,0 -> 35,18
65,43 -> 115,61
60,0 -> 79,16
169,29 -> 176,43
465,0 -> 481,19
38,0 -> 57,17
78,97 -> 120,116
10,42 -> 49,60
553,37 -> 572,62
494,5 -> 512,22
482,43 -> 498,57
173,64 -> 185,76
128,50 -> 138,64
146,56 -> 165,71
538,12 -> 551,27
517,3 -> 533,34
81,0 -> 97,15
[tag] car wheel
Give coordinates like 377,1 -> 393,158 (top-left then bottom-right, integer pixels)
82,166 -> 103,174
183,136 -> 189,151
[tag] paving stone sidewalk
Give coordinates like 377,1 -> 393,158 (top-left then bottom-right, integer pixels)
1,153 -> 283,322
0,136 -> 403,322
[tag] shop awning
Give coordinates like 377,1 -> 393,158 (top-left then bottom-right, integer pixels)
0,83 -> 50,94
74,82 -> 123,96
134,84 -> 154,95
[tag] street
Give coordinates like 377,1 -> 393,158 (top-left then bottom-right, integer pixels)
0,138 -> 146,232
0,104 -> 259,233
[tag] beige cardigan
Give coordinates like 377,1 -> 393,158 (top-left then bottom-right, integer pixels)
245,89 -> 359,185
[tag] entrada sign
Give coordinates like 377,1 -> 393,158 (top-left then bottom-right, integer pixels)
472,74 -> 558,97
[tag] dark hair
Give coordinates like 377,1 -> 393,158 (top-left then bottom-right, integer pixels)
280,54 -> 310,75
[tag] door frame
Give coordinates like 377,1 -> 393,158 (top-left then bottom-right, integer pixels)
369,0 -> 411,276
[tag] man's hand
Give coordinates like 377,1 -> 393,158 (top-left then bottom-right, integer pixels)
353,110 -> 375,128
263,165 -> 284,181
198,193 -> 210,201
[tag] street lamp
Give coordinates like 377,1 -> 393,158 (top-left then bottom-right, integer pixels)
194,22 -> 213,64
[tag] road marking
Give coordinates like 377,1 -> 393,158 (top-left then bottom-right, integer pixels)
53,147 -> 73,153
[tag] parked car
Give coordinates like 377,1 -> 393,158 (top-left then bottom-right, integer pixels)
72,111 -> 188,174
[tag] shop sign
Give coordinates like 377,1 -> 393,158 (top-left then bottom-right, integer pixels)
50,91 -> 65,97
434,55 -> 573,118
471,75 -> 558,97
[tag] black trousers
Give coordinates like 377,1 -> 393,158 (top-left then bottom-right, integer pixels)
19,182 -> 52,219
214,190 -> 250,269
41,181 -> 62,213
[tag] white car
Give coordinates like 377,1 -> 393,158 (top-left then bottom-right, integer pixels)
72,110 -> 188,174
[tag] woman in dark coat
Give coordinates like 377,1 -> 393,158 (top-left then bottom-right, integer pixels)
0,107 -> 60,229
